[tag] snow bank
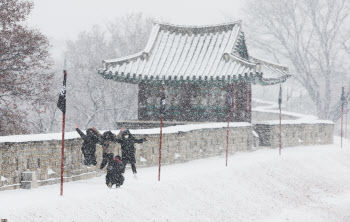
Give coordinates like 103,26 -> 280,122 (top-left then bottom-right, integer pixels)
0,138 -> 349,222
0,122 -> 251,143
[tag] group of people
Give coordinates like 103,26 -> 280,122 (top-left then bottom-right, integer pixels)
75,125 -> 147,188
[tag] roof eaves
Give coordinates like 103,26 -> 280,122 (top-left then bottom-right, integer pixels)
227,53 -> 256,69
250,56 -> 289,72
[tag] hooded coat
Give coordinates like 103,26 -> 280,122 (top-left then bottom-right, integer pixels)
106,155 -> 125,186
115,130 -> 146,164
76,128 -> 99,165
92,129 -> 119,154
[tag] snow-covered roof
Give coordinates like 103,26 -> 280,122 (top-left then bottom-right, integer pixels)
99,21 -> 290,86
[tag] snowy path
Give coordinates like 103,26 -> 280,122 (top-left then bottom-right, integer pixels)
1,139 -> 350,222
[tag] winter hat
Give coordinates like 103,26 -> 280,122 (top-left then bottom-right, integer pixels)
86,128 -> 94,136
103,131 -> 114,139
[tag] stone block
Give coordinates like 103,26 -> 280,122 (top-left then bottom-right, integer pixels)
21,171 -> 38,189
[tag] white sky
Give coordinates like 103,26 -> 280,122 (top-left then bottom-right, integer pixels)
28,0 -> 244,42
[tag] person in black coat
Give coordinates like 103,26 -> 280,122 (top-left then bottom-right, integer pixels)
92,128 -> 122,174
114,129 -> 147,174
75,125 -> 99,166
106,155 -> 125,188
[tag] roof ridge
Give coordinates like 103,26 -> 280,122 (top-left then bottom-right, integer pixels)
154,21 -> 242,30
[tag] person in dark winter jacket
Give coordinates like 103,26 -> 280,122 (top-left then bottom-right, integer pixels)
92,128 -> 122,174
106,155 -> 125,188
75,125 -> 99,166
114,129 -> 147,174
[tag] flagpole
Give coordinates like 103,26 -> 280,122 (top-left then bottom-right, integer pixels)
158,84 -> 164,181
226,84 -> 231,167
60,69 -> 66,196
279,85 -> 282,155
279,103 -> 282,155
346,109 -> 348,140
341,87 -> 344,148
286,88 -> 288,111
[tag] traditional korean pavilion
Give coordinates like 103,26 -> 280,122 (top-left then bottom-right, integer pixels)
98,21 -> 290,123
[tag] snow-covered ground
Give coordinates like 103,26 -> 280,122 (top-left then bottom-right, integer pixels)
1,138 -> 349,222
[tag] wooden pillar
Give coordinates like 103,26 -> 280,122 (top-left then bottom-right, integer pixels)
246,82 -> 252,122
138,81 -> 147,121
232,82 -> 236,121
235,80 -> 245,122
179,83 -> 192,121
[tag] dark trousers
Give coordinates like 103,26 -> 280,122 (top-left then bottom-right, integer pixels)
82,150 -> 97,166
100,153 -> 113,170
131,163 -> 137,174
106,172 -> 124,187
122,159 -> 137,174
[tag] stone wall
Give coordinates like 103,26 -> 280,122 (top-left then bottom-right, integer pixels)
0,125 -> 253,191
254,123 -> 334,147
0,121 -> 335,191
0,138 -> 104,191
252,111 -> 298,121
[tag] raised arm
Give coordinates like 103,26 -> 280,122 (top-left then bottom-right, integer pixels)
113,128 -> 124,143
133,137 -> 147,144
92,127 -> 103,138
92,127 -> 105,144
76,126 -> 87,140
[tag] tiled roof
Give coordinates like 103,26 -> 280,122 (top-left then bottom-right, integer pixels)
99,21 -> 290,85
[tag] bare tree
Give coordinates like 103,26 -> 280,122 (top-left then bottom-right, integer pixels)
0,0 -> 53,135
65,13 -> 153,130
243,0 -> 350,121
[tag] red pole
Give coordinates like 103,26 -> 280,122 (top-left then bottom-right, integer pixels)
60,70 -> 67,196
60,113 -> 65,196
226,95 -> 230,167
279,105 -> 282,155
233,83 -> 236,112
246,83 -> 249,112
341,97 -> 344,149
158,85 -> 164,181
345,109 -> 348,140
158,117 -> 163,181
